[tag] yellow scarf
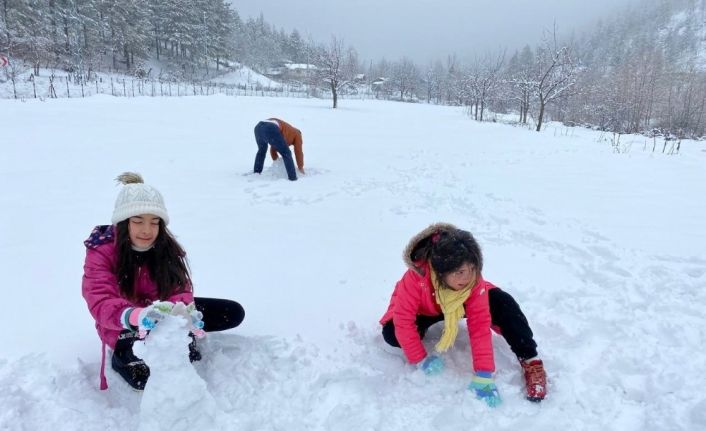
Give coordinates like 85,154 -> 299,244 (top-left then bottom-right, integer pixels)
430,267 -> 476,353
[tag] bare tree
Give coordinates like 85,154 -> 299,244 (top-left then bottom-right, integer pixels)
314,35 -> 355,108
506,45 -> 534,124
469,50 -> 505,121
441,53 -> 461,104
661,63 -> 706,137
424,60 -> 445,103
3,54 -> 22,98
390,56 -> 419,101
534,26 -> 577,131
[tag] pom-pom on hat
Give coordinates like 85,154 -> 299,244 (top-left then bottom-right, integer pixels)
111,172 -> 169,225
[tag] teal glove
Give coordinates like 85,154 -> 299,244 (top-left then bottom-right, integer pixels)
469,371 -> 502,407
418,355 -> 445,375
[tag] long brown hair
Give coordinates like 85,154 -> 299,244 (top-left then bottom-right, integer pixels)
115,219 -> 192,300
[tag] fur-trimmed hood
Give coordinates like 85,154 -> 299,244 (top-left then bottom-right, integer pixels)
403,223 -> 483,275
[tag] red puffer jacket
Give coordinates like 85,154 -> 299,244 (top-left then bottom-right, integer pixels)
379,223 -> 496,372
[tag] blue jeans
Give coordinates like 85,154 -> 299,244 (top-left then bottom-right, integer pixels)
253,121 -> 297,181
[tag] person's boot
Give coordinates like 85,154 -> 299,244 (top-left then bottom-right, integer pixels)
521,359 -> 547,402
111,331 -> 150,391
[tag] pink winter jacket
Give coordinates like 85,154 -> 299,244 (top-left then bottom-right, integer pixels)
379,223 -> 496,373
81,225 -> 193,388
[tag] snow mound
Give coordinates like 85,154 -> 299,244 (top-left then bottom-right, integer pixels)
133,315 -> 226,431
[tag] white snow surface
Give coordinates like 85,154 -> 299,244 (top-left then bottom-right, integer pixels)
0,95 -> 705,431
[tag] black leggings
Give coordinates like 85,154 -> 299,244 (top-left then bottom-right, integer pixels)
194,297 -> 245,332
382,288 -> 538,360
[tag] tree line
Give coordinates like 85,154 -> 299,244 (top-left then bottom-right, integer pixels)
2,0 -> 706,137
0,0 -> 312,80
363,0 -> 706,137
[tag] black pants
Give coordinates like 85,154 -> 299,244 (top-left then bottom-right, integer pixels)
381,288 -> 538,361
194,297 -> 245,332
115,297 -> 245,351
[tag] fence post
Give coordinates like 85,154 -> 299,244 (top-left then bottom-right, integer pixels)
50,76 -> 56,98
123,79 -> 126,97
66,76 -> 70,98
111,77 -> 115,96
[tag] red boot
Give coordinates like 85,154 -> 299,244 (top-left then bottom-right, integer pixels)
521,359 -> 547,402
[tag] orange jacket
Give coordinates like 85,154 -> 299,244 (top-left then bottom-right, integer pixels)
268,118 -> 304,170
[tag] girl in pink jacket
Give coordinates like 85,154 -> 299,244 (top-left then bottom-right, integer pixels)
82,172 -> 245,391
380,223 -> 546,406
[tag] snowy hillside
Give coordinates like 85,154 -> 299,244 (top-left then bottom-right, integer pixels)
585,0 -> 706,70
208,64 -> 282,88
1,95 -> 705,431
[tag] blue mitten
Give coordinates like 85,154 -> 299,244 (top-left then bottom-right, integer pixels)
418,355 -> 445,375
469,371 -> 502,407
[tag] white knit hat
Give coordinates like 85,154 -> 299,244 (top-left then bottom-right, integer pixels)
111,172 -> 170,225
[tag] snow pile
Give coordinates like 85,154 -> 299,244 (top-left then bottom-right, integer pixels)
133,315 -> 226,431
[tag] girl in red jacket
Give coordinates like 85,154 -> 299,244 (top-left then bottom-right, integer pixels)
82,172 -> 245,391
380,223 -> 547,406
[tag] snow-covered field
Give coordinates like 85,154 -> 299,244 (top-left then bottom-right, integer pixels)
1,95 -> 705,430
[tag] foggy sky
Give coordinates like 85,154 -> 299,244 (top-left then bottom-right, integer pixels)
232,0 -> 637,64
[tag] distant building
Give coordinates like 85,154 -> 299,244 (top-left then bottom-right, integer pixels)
371,77 -> 389,98
284,63 -> 318,80
265,67 -> 284,77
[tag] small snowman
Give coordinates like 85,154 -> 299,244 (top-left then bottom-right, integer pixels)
134,303 -> 226,431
